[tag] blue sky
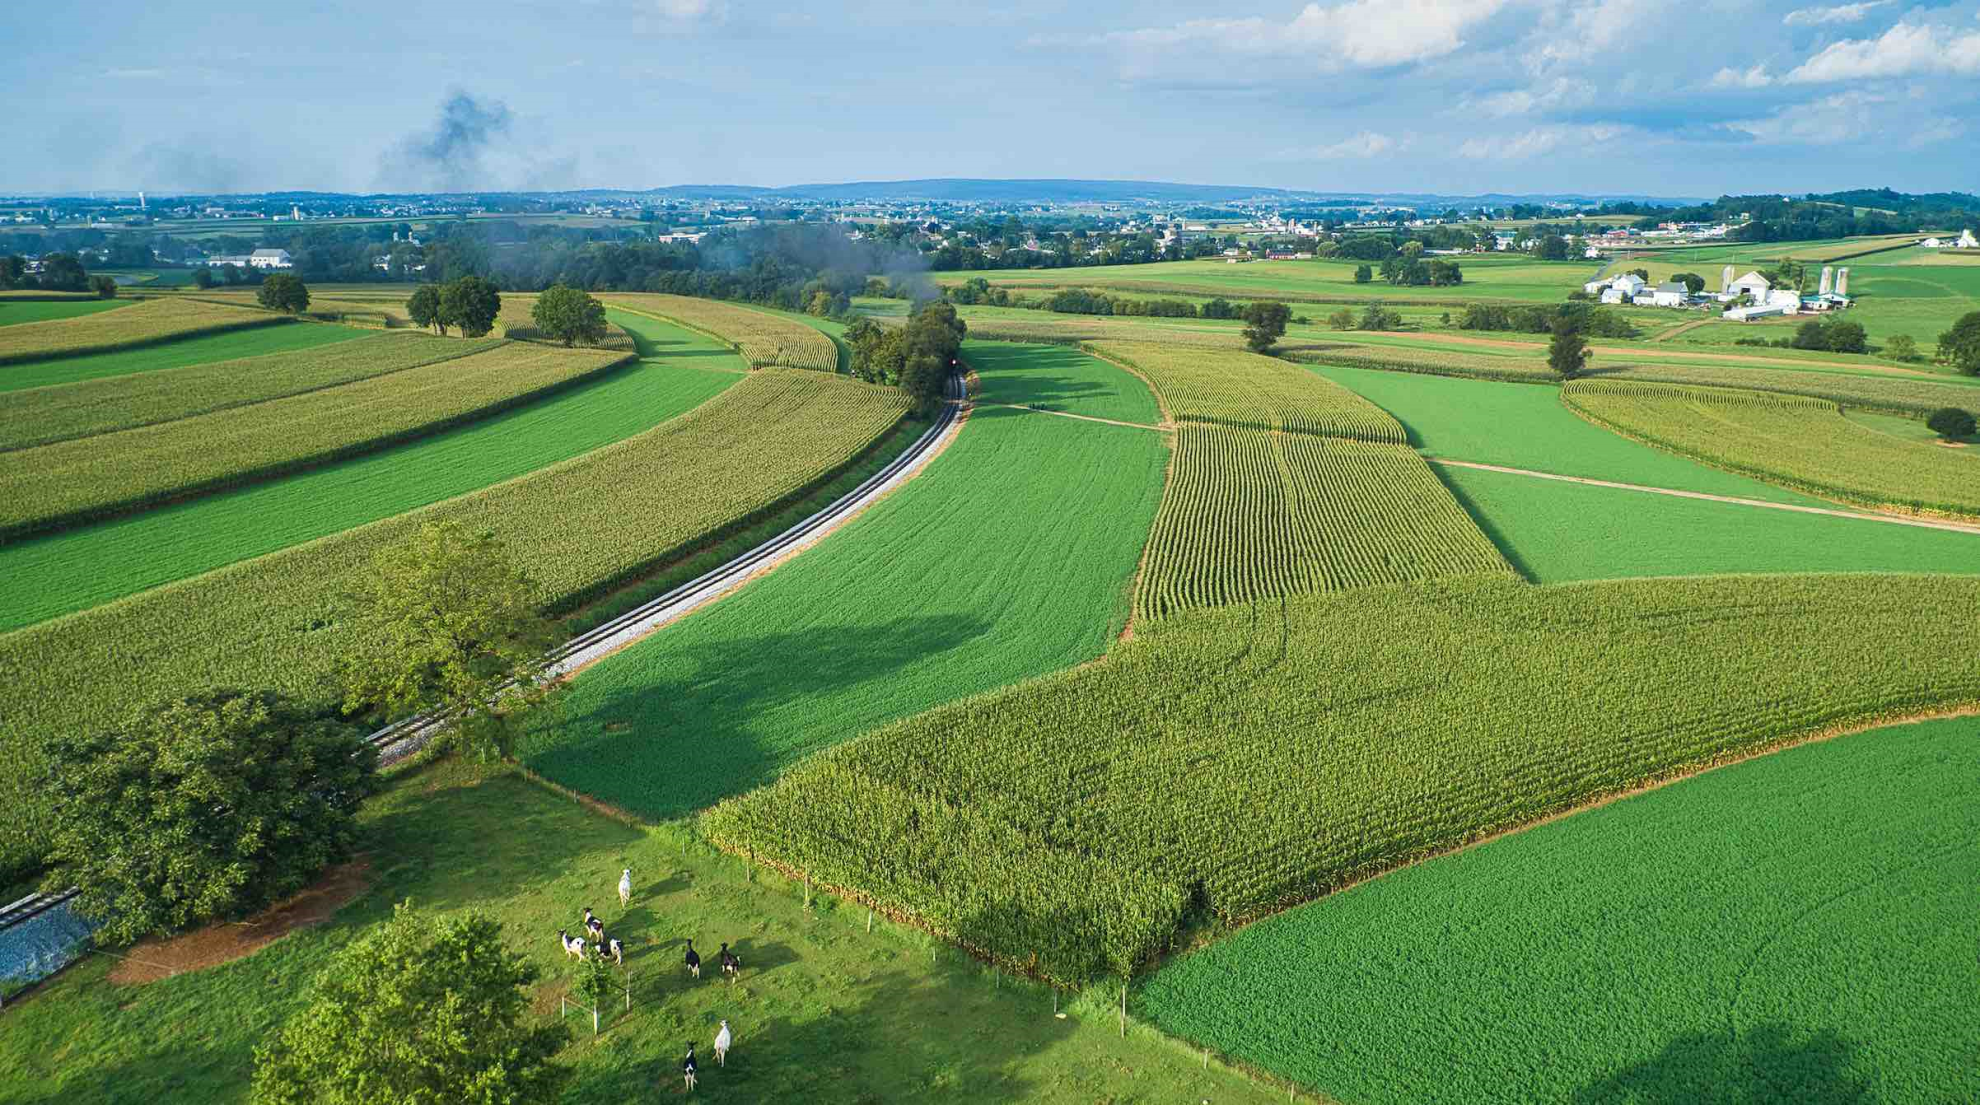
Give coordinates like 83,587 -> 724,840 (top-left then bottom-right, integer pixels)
3,0 -> 1976,197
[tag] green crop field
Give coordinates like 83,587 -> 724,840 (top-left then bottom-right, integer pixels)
707,573 -> 1980,985
934,255 -> 1593,304
0,317 -> 367,392
602,293 -> 840,371
1139,716 -> 1980,1105
0,327 -> 741,631
0,297 -> 291,367
1564,380 -> 1980,517
1436,463 -> 1980,581
0,370 -> 907,880
0,298 -> 131,326
962,341 -> 1163,425
0,332 -> 504,451
520,397 -> 1168,819
1088,342 -> 1406,440
0,760 -> 1285,1105
0,341 -> 631,539
1137,427 -> 1510,620
1310,364 -> 1815,501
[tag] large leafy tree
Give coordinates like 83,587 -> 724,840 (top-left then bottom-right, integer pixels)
41,690 -> 378,946
338,522 -> 563,760
1549,315 -> 1590,381
1937,311 -> 1980,375
38,252 -> 89,291
251,901 -> 571,1105
1926,406 -> 1975,442
440,275 -> 502,338
1240,299 -> 1291,353
406,284 -> 444,333
530,283 -> 608,346
257,273 -> 311,314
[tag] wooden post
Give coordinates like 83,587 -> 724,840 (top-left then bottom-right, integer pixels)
1119,985 -> 1126,1038
592,1008 -> 599,1036
804,876 -> 811,910
624,983 -> 630,1012
560,995 -> 566,1019
866,908 -> 872,933
1203,1048 -> 1208,1070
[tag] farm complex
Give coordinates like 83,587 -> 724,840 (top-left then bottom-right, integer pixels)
4,39 -> 1980,1097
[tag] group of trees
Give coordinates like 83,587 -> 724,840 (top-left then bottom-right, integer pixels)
0,252 -> 118,297
39,521 -> 573,1098
1937,311 -> 1980,375
256,273 -> 310,313
406,276 -> 502,337
1326,302 -> 1405,332
843,302 -> 965,413
1790,316 -> 1869,354
1457,301 -> 1637,339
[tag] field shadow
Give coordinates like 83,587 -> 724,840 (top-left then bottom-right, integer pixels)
1427,464 -> 1537,582
522,613 -> 993,820
1571,1023 -> 1871,1105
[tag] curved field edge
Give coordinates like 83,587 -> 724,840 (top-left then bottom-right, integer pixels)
0,370 -> 909,884
0,298 -> 297,368
1560,379 -> 1980,522
518,399 -> 1171,821
0,332 -> 507,452
0,357 -> 744,632
1137,714 -> 1980,1105
704,573 -> 1980,987
0,343 -> 636,542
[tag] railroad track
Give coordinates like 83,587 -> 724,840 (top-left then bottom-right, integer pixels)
365,373 -> 966,763
0,376 -> 966,950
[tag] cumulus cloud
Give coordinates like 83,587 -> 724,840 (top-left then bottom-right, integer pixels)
1105,0 -> 1508,72
656,0 -> 720,16
1456,123 -> 1628,160
1782,0 -> 1890,25
1709,64 -> 1774,87
1534,0 -> 1644,66
1727,87 -> 1958,144
1785,21 -> 1980,81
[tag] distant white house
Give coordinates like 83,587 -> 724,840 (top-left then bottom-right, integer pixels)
1651,281 -> 1689,307
1598,272 -> 1647,304
248,248 -> 293,270
1922,230 -> 1979,249
1726,271 -> 1772,301
205,254 -> 252,268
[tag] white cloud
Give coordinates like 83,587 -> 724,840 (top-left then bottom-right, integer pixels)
1786,21 -> 1980,81
1782,0 -> 1890,26
1726,87 -> 1959,144
1468,76 -> 1594,116
1456,123 -> 1627,160
1708,64 -> 1774,88
1310,131 -> 1407,158
1535,0 -> 1643,66
1106,0 -> 1508,72
655,0 -> 721,18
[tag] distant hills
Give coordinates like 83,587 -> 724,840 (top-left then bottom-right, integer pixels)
635,179 -> 1709,207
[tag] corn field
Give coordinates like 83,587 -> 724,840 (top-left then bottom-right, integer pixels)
602,294 -> 838,371
1136,426 -> 1513,620
0,342 -> 628,540
706,572 -> 1980,985
0,298 -> 288,366
1088,341 -> 1407,440
1563,379 -> 1980,518
0,369 -> 908,882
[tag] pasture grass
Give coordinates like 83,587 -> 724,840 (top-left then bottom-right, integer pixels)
1138,716 -> 1980,1105
520,401 -> 1169,820
1436,463 -> 1980,581
933,255 -> 1597,304
0,321 -> 366,392
961,341 -> 1163,425
0,761 -> 1283,1105
0,299 -> 130,327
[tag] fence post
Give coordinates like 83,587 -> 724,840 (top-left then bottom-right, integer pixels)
1119,985 -> 1126,1038
866,908 -> 872,934
592,1008 -> 599,1036
625,982 -> 630,1012
560,995 -> 566,1019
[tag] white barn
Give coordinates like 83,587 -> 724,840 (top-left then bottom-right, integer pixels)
248,248 -> 293,270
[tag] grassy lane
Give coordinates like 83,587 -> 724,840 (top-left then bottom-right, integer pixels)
0,321 -> 366,391
963,341 -> 1164,425
0,299 -> 131,326
0,322 -> 743,630
520,402 -> 1168,819
1436,464 -> 1980,582
1139,717 -> 1980,1105
0,762 -> 1285,1105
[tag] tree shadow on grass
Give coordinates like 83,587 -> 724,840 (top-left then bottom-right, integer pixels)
970,344 -> 1136,413
559,963 -> 1072,1103
1572,1023 -> 1872,1105
520,613 -> 993,821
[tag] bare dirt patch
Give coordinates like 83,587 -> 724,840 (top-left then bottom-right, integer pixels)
106,859 -> 373,984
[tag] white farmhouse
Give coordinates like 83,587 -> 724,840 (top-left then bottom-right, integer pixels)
1598,272 -> 1646,304
1651,281 -> 1689,307
1726,270 -> 1772,301
248,248 -> 293,270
